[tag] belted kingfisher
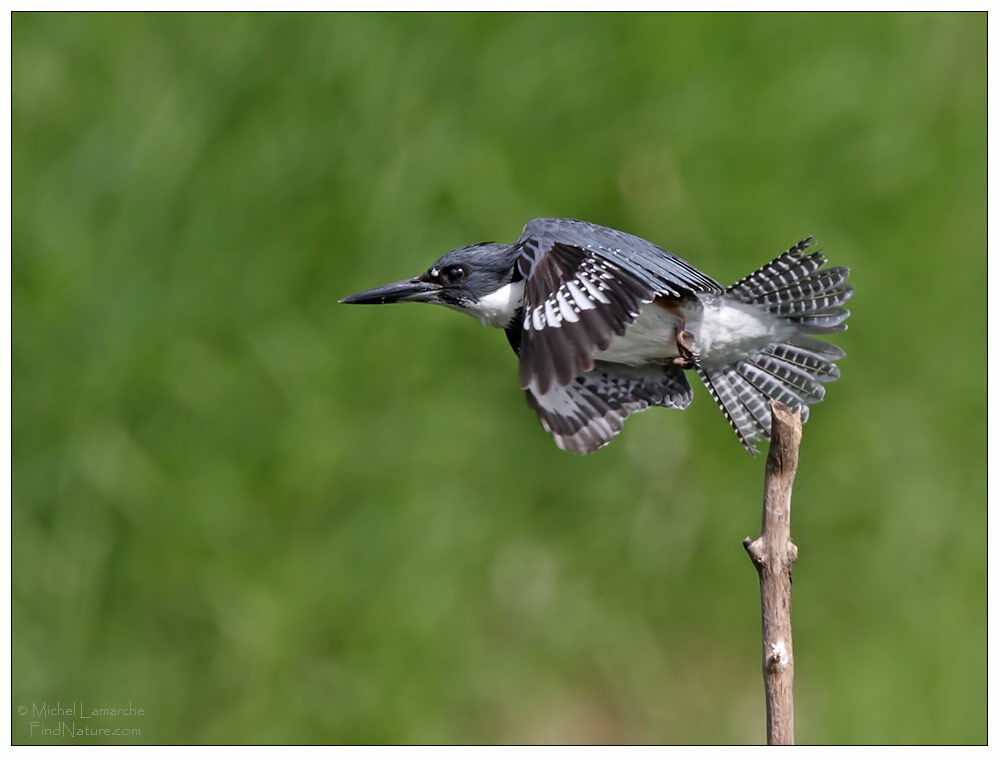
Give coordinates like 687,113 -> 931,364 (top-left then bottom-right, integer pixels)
341,218 -> 852,455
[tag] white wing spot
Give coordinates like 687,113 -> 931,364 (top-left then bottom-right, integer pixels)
545,298 -> 562,328
532,306 -> 546,331
556,289 -> 579,323
580,275 -> 611,305
566,280 -> 596,310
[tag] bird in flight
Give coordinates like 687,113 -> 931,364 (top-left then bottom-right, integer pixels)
341,218 -> 852,454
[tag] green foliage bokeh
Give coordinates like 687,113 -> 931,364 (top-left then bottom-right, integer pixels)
13,12 -> 985,744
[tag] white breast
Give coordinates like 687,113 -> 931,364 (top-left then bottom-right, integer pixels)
595,303 -> 684,365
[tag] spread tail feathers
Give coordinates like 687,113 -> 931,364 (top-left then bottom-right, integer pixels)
696,238 -> 852,453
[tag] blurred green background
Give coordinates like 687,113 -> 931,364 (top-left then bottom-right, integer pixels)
13,12 -> 985,745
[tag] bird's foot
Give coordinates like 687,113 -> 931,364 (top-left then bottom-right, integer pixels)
673,328 -> 696,369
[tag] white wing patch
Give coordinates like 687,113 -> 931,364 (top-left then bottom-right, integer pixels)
555,290 -> 579,323
523,260 -> 629,332
566,281 -> 595,311
516,242 -> 662,392
544,299 -> 559,328
579,274 -> 611,305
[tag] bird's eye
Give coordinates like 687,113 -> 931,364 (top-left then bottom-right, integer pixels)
442,265 -> 465,284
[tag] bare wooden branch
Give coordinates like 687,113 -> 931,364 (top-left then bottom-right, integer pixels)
743,401 -> 802,745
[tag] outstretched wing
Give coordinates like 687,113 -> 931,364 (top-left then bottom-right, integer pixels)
525,362 -> 693,454
514,218 -> 722,394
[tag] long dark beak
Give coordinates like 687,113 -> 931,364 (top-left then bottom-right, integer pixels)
339,277 -> 441,305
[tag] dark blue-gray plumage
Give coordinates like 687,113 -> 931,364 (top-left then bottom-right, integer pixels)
340,218 -> 853,454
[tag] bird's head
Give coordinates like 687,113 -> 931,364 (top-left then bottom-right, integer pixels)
340,242 -> 523,327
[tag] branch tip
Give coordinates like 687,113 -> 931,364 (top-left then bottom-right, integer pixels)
746,398 -> 803,745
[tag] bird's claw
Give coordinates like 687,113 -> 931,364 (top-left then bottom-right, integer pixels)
674,328 -> 696,369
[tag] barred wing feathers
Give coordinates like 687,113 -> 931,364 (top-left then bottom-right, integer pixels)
514,218 -> 722,394
526,362 -> 693,454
